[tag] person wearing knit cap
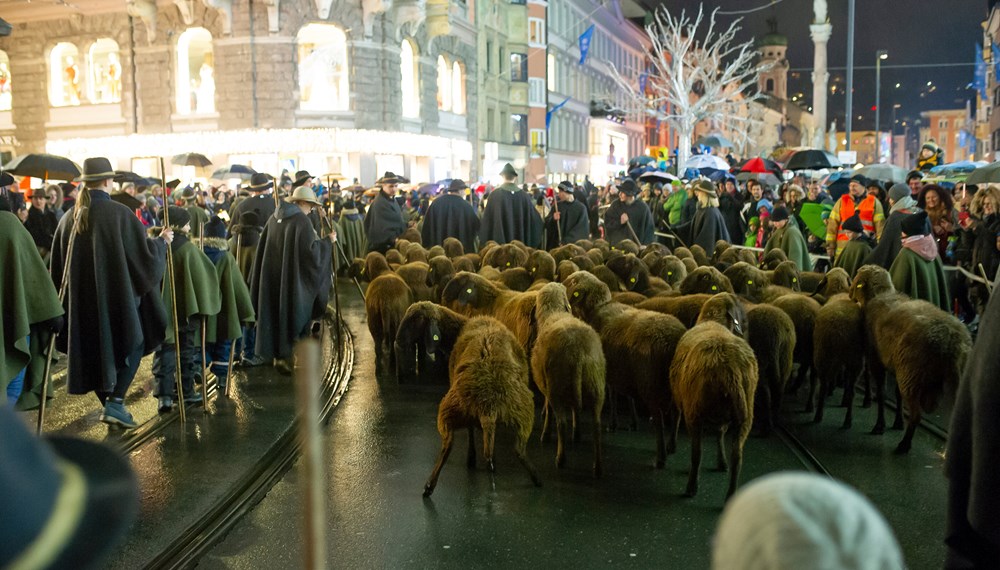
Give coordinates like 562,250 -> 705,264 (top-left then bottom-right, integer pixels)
917,139 -> 943,172
888,210 -> 950,310
751,198 -> 774,248
826,170 -> 885,259
906,169 -> 924,197
833,213 -> 874,278
864,182 -> 920,270
764,205 -> 812,271
712,472 -> 904,570
604,178 -> 656,245
151,206 -> 221,412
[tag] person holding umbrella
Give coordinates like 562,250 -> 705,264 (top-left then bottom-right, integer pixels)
604,178 -> 654,245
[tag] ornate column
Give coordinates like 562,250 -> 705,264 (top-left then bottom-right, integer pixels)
810,1 -> 832,150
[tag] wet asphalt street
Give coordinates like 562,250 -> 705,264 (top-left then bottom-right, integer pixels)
199,285 -> 950,569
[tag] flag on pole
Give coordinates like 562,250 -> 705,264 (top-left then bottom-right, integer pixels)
579,25 -> 595,65
546,97 -> 572,130
975,44 -> 988,100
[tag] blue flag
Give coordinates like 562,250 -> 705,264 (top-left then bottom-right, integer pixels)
546,97 -> 571,130
993,43 -> 1000,79
579,25 -> 595,65
975,44 -> 988,99
639,73 -> 648,93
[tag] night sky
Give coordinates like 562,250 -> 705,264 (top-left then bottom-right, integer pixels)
646,0 -> 986,135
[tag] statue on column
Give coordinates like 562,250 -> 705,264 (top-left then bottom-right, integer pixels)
814,0 -> 828,23
828,119 -> 837,152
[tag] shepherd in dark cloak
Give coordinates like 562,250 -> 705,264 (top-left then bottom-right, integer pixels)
421,179 -> 480,252
480,163 -> 542,248
669,179 -> 732,252
50,157 -> 172,429
250,186 -> 334,370
545,181 -> 590,247
364,172 -> 407,254
229,173 -> 278,236
604,179 -> 655,245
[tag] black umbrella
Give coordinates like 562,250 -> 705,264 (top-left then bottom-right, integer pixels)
171,152 -> 212,167
113,170 -> 157,186
210,164 -> 256,181
965,161 -> 1000,185
3,153 -> 82,181
784,150 -> 842,171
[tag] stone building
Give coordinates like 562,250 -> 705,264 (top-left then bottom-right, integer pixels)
0,0 -> 475,185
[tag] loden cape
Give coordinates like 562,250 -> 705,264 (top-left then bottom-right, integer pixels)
50,191 -> 168,395
888,247 -> 950,311
158,236 -> 222,345
864,209 -> 912,270
545,198 -> 590,248
764,220 -> 813,272
833,238 -> 873,279
185,205 -> 210,237
250,202 -> 333,360
479,183 -> 542,248
672,206 -> 731,252
364,191 -> 407,253
203,238 -> 255,342
604,198 -> 655,245
421,193 -> 480,253
335,214 -> 367,268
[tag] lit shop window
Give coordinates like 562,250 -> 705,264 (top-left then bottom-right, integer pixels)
87,38 -> 121,104
0,51 -> 10,111
547,53 -> 556,92
530,128 -> 546,157
400,38 -> 420,118
451,61 -> 465,115
437,55 -> 452,111
49,42 -> 82,107
297,24 -> 350,112
528,17 -> 546,47
176,27 -> 215,115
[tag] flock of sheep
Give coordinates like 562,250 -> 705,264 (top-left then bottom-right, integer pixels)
347,232 -> 973,501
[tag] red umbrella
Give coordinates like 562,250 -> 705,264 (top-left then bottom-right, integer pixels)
739,157 -> 783,175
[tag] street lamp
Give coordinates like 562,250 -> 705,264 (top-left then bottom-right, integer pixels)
875,50 -> 888,163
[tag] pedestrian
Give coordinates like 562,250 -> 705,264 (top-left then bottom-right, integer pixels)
719,177 -> 746,244
782,183 -> 806,229
662,179 -> 687,226
918,184 -> 957,262
180,187 -> 210,237
604,178 -> 655,246
826,174 -> 885,259
864,183 -> 919,270
668,179 -> 730,251
906,169 -> 925,198
0,172 -> 25,217
335,199 -> 367,267
249,185 -> 335,373
545,180 -> 590,247
50,157 -> 174,428
229,210 -> 262,365
420,178 -> 480,252
889,210 -> 950,311
45,183 -> 65,222
833,214 -> 874,278
479,163 -> 543,247
764,206 -> 812,271
751,198 -> 773,248
229,173 -> 277,237
152,206 -> 219,412
959,186 -> 1000,314
23,186 -> 58,259
364,172 -> 407,254
867,179 -> 889,213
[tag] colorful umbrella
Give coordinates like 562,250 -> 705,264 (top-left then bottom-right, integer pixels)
739,157 -> 783,175
798,202 -> 831,240
684,154 -> 730,171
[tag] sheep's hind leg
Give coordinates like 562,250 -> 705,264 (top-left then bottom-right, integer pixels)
654,410 -> 666,469
890,376 -> 904,430
715,427 -> 729,472
481,416 -> 497,473
727,429 -> 747,499
894,396 -> 920,454
813,371 -> 829,424
871,368 -> 886,435
555,409 -> 569,469
423,429 -> 455,497
540,400 -> 552,443
515,430 -> 542,487
842,369 -> 860,430
684,421 -> 702,497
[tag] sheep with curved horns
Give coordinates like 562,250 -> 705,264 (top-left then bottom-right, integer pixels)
564,271 -> 687,467
531,283 -> 606,476
423,316 -> 541,497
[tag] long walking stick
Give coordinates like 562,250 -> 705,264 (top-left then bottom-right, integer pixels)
979,263 -> 995,295
625,219 -> 641,244
320,214 -> 343,356
37,211 -> 81,434
554,199 -> 562,247
199,224 -> 209,407
224,230 -> 242,399
161,158 -> 187,423
295,339 -> 326,570
335,239 -> 366,301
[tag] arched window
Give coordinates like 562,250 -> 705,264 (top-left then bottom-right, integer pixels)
49,42 -> 82,107
297,23 -> 349,111
437,55 -> 451,111
451,60 -> 466,115
87,38 -> 121,104
0,51 -> 10,111
176,28 -> 214,115
400,39 -> 420,118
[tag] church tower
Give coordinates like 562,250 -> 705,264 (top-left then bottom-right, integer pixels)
758,18 -> 789,101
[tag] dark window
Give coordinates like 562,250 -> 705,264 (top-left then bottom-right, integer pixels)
486,41 -> 492,73
511,53 -> 528,82
766,78 -> 775,92
511,113 -> 527,145
510,0 -> 526,4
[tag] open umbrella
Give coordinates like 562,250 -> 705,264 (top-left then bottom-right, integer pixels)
3,153 -> 82,181
965,161 -> 1000,185
854,164 -> 908,184
785,149 -> 842,171
417,183 -> 442,195
638,170 -> 679,183
698,134 -> 735,149
706,169 -> 736,184
821,169 -> 854,201
736,171 -> 782,188
628,156 -> 657,168
171,153 -> 212,167
685,154 -> 730,171
798,202 -> 832,240
113,170 -> 157,186
739,157 -> 783,175
210,164 -> 256,181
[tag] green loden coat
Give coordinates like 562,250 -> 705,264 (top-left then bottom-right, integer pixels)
834,238 -> 873,279
336,211 -> 367,268
160,235 -> 222,345
202,238 -> 255,343
889,247 -> 951,312
764,220 -> 813,272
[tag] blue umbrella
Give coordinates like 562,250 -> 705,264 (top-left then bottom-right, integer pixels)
707,169 -> 736,184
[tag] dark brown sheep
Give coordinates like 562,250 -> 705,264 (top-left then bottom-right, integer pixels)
394,301 -> 468,381
551,243 -> 588,263
395,261 -> 435,302
760,248 -> 788,270
650,255 -> 687,289
525,250 -> 557,283
769,293 -> 822,412
745,304 -> 796,434
365,273 -> 414,363
586,248 -> 605,266
611,291 -> 648,306
589,264 -> 624,292
557,260 -> 580,282
768,260 -> 801,291
713,240 -> 732,264
460,252 -> 481,270
478,265 -> 502,281
499,267 -> 534,292
637,294 -> 712,329
405,243 -> 429,264
400,227 -> 422,244
798,271 -> 827,293
442,237 -> 464,258
641,242 -> 671,258
483,243 -> 529,270
695,293 -> 748,336
441,271 -> 539,356
454,256 -> 476,273
673,246 -> 693,261
575,238 -> 594,250
812,267 -> 851,300
356,251 -> 392,281
427,245 -> 446,259
570,255 -> 596,271
532,283 -> 606,476
682,257 -> 698,273
689,244 -> 711,267
850,265 -> 972,452
564,271 -> 687,467
812,295 -> 865,428
606,253 -> 671,296
612,239 -> 640,255
679,266 -> 734,296
426,256 -> 456,302
423,316 -> 541,497
670,320 -> 757,498
386,248 -> 405,266
723,262 -> 771,303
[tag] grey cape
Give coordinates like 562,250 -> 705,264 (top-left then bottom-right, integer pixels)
604,198 -> 655,245
364,191 -> 406,253
480,183 -> 542,247
545,198 -> 590,247
421,193 -> 480,252
864,207 -> 915,269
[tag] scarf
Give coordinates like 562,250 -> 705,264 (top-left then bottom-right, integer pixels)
901,234 -> 938,261
890,195 -> 917,216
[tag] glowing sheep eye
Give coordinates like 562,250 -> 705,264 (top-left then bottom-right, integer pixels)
857,284 -> 864,289
506,262 -> 511,267
711,286 -> 718,291
747,280 -> 753,285
573,291 -> 579,297
531,268 -> 536,273
668,272 -> 673,276
433,335 -> 439,341
630,277 -> 636,283
466,288 -> 472,294
792,278 -> 797,283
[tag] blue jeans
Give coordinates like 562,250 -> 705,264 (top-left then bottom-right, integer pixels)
7,367 -> 25,408
240,325 -> 256,360
152,322 -> 200,398
207,339 -> 232,385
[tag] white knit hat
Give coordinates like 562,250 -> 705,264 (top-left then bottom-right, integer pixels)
712,472 -> 905,570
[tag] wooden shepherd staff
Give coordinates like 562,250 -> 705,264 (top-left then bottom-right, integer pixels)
224,230 -> 243,399
160,157 -> 187,423
553,196 -> 563,247
199,224 -> 209,406
294,339 -> 327,570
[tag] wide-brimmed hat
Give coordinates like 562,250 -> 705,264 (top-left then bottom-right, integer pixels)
289,185 -> 322,206
0,406 -> 139,569
179,187 -> 196,201
77,157 -> 116,182
448,179 -> 468,193
693,179 -> 717,198
165,179 -> 181,190
618,179 -> 640,196
500,163 -> 518,179
293,170 -> 312,187
110,190 -> 143,210
376,171 -> 403,185
247,172 -> 273,192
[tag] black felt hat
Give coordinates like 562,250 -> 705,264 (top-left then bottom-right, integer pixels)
293,170 -> 312,187
500,163 -> 518,179
900,210 -> 931,236
77,157 -> 116,182
841,213 -> 864,234
618,178 -> 640,196
376,171 -> 403,185
0,171 -> 13,186
247,173 -> 273,192
241,210 -> 260,228
448,179 -> 468,193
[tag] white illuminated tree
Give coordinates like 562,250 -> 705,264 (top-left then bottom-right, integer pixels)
608,5 -> 771,171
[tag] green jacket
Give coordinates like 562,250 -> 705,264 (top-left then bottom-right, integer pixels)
764,221 -> 813,272
834,239 -> 873,279
662,190 -> 687,225
336,213 -> 367,266
889,248 -> 951,312
203,238 -> 255,342
161,237 -> 222,344
185,205 -> 211,237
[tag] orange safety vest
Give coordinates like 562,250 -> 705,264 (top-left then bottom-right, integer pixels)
837,194 -> 877,241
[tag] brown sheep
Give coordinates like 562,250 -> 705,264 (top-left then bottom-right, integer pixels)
637,294 -> 712,329
589,264 -> 624,292
850,265 -> 972,453
812,267 -> 851,300
386,248 -> 405,266
551,243 -> 588,263
441,272 -> 539,355
575,238 -> 594,251
525,250 -> 557,283
442,237 -> 465,258
400,227 -> 422,244
682,257 -> 698,273
713,240 -> 732,264
670,320 -> 758,498
423,316 -> 541,497
612,239 -> 640,255
532,283 -> 606,476
557,260 -> 580,282
586,248 -> 605,266
640,242 -> 671,258
679,266 -> 734,296
355,251 -> 392,281
611,291 -> 648,306
460,252 -> 481,270
674,246 -> 693,261
760,248 -> 788,270
427,245 -> 446,259
695,292 -> 748,336
426,256 -> 456,302
798,271 -> 827,293
723,262 -> 770,303
606,253 -> 671,296
592,238 -> 611,253
478,242 -> 498,263
650,255 -> 687,289
690,244 -> 711,267
745,305 -> 796,435
483,243 -> 529,270
394,301 -> 468,382
395,239 -> 411,252
395,261 -> 435,302
478,265 -> 502,281
564,271 -> 687,467
454,256 -> 476,273
570,254 -> 596,271
769,294 -> 822,412
405,243 -> 429,264
768,260 -> 801,291
812,295 -> 865,428
499,267 -> 533,292
365,273 -> 414,364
